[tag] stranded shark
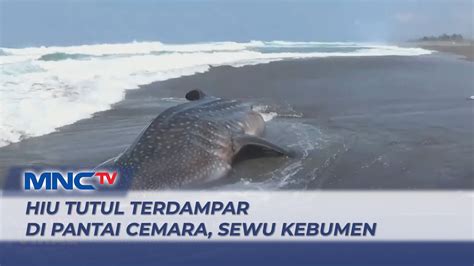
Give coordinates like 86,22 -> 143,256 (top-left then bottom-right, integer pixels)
102,89 -> 291,189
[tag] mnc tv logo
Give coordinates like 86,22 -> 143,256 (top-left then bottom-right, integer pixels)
24,171 -> 118,191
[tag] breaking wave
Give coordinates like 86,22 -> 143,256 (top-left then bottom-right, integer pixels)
0,40 -> 431,147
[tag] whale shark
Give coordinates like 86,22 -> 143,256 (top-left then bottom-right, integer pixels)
103,89 -> 291,189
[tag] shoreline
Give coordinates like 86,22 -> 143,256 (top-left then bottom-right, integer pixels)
413,41 -> 474,61
0,42 -> 433,149
1,54 -> 473,190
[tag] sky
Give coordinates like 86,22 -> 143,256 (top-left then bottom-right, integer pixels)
0,0 -> 472,47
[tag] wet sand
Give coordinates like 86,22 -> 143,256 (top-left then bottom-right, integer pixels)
1,54 -> 473,189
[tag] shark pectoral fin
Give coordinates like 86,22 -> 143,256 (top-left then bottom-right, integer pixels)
233,134 -> 293,157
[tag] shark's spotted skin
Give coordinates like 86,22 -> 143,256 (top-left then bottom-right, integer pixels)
110,90 -> 290,190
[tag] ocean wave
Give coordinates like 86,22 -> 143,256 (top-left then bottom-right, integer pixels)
0,49 -> 10,56
38,52 -> 92,61
0,41 -> 432,147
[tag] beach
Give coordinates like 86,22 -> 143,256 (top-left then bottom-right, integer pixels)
416,41 -> 474,61
0,52 -> 473,190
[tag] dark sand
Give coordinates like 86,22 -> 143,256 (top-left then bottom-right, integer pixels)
1,54 -> 473,189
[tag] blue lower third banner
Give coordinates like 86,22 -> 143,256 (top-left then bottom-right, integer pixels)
1,242 -> 473,265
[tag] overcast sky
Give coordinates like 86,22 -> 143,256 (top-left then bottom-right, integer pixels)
0,0 -> 472,47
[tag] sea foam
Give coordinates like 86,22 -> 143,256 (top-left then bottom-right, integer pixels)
0,41 -> 431,147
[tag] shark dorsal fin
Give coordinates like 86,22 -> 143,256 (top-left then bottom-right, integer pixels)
185,89 -> 207,101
